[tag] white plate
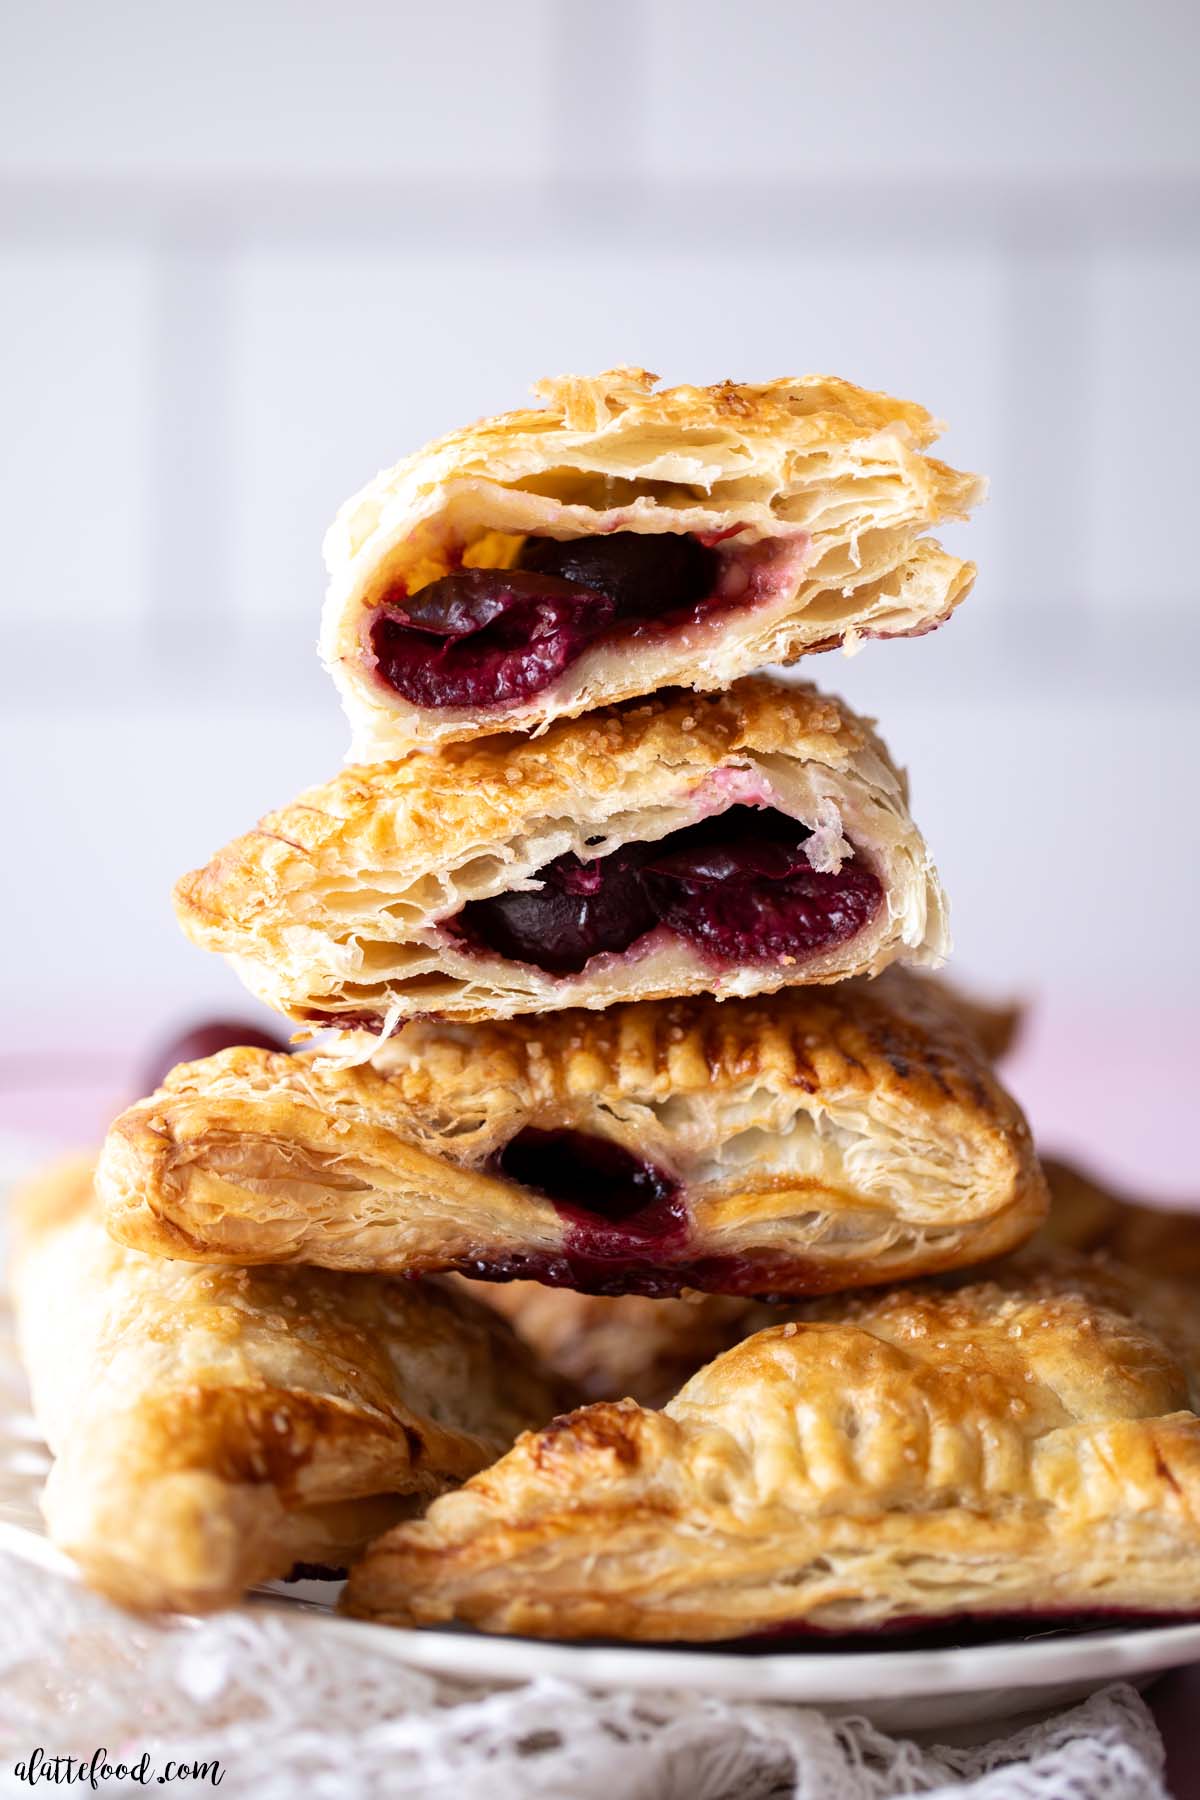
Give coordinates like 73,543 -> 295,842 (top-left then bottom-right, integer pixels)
4,1302 -> 1200,1733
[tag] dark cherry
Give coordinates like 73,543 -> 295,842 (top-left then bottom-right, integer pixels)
640,806 -> 818,884
369,531 -> 723,710
491,1126 -> 691,1293
497,1126 -> 677,1222
480,1126 -> 825,1298
455,844 -> 657,975
137,1018 -> 289,1095
369,569 -> 615,711
453,806 -> 883,975
517,530 -> 719,625
642,814 -> 882,967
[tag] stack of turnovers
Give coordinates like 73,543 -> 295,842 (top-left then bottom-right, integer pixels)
22,367 -> 1200,1637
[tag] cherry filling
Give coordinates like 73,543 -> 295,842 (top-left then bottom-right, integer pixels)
474,1127 -> 816,1296
454,843 -> 659,976
369,569 -> 616,711
518,530 -> 718,622
368,530 -> 724,710
498,1126 -> 679,1223
453,806 -> 883,975
493,1126 -> 691,1294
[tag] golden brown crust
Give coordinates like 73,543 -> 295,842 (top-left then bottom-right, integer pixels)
343,1258 -> 1200,1640
459,970 -> 1025,1401
11,1158 -> 565,1613
319,368 -> 985,755
96,969 -> 1046,1296
173,678 -> 948,1026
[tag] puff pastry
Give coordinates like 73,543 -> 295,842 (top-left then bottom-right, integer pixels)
97,969 -> 1045,1298
11,1157 -> 564,1613
343,1257 -> 1200,1640
174,678 -> 946,1028
1039,1157 -> 1200,1280
461,973 -> 1024,1399
320,368 -> 984,756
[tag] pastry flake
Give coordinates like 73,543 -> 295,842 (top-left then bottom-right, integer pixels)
173,678 -> 947,1027
11,1157 -> 565,1612
96,970 -> 1046,1297
342,1259 -> 1200,1640
319,368 -> 985,756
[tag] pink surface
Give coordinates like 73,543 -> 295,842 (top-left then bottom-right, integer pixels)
1004,1001 -> 1199,1201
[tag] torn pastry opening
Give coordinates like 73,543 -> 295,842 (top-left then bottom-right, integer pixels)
364,525 -> 811,712
448,804 -> 883,978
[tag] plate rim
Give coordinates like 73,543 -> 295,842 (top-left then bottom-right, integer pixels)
6,1499 -> 1200,1705
306,1604 -> 1200,1703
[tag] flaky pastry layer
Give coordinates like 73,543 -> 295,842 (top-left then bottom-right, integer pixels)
96,970 -> 1045,1297
320,367 -> 984,754
11,1158 -> 564,1613
343,1257 -> 1200,1640
174,678 -> 947,1027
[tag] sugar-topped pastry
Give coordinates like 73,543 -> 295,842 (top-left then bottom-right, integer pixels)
173,679 -> 946,1028
343,1258 -> 1200,1640
97,970 -> 1045,1299
12,1158 -> 565,1612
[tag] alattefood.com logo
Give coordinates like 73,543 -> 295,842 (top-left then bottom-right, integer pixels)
13,1748 -> 224,1787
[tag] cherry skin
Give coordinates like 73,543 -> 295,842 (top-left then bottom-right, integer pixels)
516,530 -> 718,625
369,531 -> 723,710
496,1126 -> 678,1223
370,569 -> 614,711
493,1126 -> 691,1293
455,844 -> 657,975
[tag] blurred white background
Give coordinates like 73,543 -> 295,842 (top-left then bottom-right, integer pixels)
1,0 -> 1197,1183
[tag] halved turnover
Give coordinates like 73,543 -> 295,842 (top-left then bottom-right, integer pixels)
343,1258 -> 1200,1640
174,679 -> 946,1028
12,1158 -> 563,1612
320,367 -> 984,756
97,970 -> 1045,1298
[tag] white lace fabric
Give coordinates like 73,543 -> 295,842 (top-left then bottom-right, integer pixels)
0,1552 -> 1169,1800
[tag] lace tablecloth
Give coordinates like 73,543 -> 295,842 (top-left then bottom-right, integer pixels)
0,1548 -> 1174,1800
